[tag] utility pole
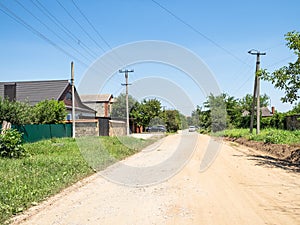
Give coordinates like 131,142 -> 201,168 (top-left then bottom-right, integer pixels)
71,61 -> 76,138
248,50 -> 266,134
119,69 -> 134,136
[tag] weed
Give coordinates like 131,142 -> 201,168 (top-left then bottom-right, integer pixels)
0,136 -> 158,224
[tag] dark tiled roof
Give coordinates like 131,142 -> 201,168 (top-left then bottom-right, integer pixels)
0,80 -> 69,105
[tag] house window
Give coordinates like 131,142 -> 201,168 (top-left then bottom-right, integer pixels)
66,92 -> 72,101
4,84 -> 16,101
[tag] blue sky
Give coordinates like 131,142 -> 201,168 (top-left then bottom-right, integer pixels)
0,0 -> 299,114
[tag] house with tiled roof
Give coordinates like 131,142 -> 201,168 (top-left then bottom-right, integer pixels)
242,106 -> 275,117
0,80 -> 96,119
80,94 -> 114,117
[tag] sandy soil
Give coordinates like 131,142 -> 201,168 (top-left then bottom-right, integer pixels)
225,137 -> 300,164
10,133 -> 300,225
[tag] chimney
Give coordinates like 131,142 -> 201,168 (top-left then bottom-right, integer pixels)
271,106 -> 275,114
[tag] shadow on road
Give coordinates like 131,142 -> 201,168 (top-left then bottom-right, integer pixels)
247,155 -> 300,173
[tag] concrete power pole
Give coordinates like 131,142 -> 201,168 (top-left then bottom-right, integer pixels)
248,50 -> 266,134
71,62 -> 75,138
119,69 -> 134,136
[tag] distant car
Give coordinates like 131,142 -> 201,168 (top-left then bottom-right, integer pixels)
189,126 -> 196,132
147,125 -> 166,132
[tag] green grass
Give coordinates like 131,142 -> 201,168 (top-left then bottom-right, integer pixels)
0,136 -> 157,224
214,128 -> 300,145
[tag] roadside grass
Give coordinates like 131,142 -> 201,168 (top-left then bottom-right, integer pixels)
0,136 -> 157,224
213,128 -> 300,145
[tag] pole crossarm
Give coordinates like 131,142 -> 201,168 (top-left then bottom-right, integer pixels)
248,50 -> 266,134
119,69 -> 134,136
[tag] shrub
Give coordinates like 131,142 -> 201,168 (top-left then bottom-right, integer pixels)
32,99 -> 67,124
0,97 -> 32,125
0,129 -> 26,158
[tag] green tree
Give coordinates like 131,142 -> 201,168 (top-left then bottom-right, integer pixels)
32,99 -> 66,124
262,31 -> 300,104
239,93 -> 270,112
188,106 -> 201,127
130,99 -> 162,128
179,113 -> 188,130
111,93 -> 137,119
163,110 -> 181,132
289,102 -> 300,114
206,94 -> 227,132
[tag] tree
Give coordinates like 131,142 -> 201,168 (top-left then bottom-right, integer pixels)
130,99 -> 162,128
262,31 -> 300,104
239,93 -> 270,112
111,93 -> 137,119
32,99 -> 66,124
289,102 -> 300,114
163,110 -> 181,132
206,94 -> 227,132
179,113 -> 188,130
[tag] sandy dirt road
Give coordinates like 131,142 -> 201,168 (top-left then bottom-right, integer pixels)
11,132 -> 300,225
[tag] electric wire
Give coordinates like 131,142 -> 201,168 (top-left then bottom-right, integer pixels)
71,0 -> 112,50
0,1 -> 89,68
150,0 -> 251,66
14,0 -> 93,63
70,0 -> 126,66
55,0 -> 107,54
31,0 -> 98,59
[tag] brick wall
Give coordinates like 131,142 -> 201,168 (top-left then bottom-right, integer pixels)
109,120 -> 126,136
285,115 -> 300,130
74,120 -> 99,137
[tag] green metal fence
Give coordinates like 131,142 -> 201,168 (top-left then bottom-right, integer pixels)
1,124 -> 72,143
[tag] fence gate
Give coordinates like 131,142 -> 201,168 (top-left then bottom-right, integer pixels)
99,117 -> 110,136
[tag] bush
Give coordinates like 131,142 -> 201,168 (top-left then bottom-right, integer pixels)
0,97 -> 32,125
32,99 -> 67,124
0,129 -> 26,158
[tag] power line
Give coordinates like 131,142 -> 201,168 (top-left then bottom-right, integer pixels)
14,0 -> 93,63
70,0 -> 126,67
31,0 -> 98,59
55,0 -> 107,54
0,1 -> 88,67
150,0 -> 250,66
71,0 -> 112,50
262,42 -> 285,52
265,55 -> 295,68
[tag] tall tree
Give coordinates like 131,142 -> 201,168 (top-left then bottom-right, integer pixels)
262,31 -> 300,104
111,93 -> 137,119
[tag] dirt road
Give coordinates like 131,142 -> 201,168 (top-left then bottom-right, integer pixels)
11,133 -> 300,225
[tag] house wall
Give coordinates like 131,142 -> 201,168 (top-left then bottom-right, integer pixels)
285,115 -> 300,130
84,102 -> 105,117
109,120 -> 126,136
83,102 -> 111,117
75,120 -> 99,137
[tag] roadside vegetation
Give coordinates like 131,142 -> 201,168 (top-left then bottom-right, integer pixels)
0,136 -> 157,224
214,128 -> 300,145
111,94 -> 188,132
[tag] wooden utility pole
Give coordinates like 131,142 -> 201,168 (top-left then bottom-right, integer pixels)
119,69 -> 134,136
71,62 -> 76,138
248,50 -> 266,134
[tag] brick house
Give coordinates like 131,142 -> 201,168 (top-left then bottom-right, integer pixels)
80,94 -> 114,118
